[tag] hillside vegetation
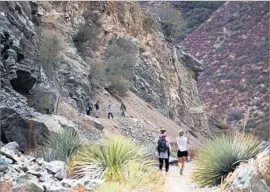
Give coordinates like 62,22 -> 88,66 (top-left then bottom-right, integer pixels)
182,1 -> 269,140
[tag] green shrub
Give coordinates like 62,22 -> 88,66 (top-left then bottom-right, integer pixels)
37,128 -> 81,162
228,110 -> 243,121
104,37 -> 136,96
73,24 -> 99,56
89,61 -> 105,88
69,135 -> 155,181
193,133 -> 261,187
150,3 -> 184,40
106,76 -> 129,97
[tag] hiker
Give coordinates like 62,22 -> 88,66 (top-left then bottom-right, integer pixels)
86,102 -> 93,116
120,102 -> 126,117
86,102 -> 90,116
94,101 -> 100,118
108,100 -> 114,119
157,129 -> 171,173
176,129 -> 188,175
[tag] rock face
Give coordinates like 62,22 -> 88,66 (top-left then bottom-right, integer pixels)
38,1 -> 210,135
182,2 -> 270,139
1,1 -> 211,148
0,1 -> 41,92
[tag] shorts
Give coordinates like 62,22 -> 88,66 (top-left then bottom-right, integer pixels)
177,150 -> 188,158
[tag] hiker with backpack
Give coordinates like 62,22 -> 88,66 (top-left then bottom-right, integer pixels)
86,102 -> 93,116
94,101 -> 100,118
176,129 -> 188,175
156,129 -> 171,173
120,102 -> 126,117
108,100 -> 114,119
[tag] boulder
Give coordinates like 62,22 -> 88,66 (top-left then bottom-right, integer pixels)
225,145 -> 270,192
0,142 -> 21,163
0,155 -> 13,165
44,161 -> 67,179
0,107 -> 49,152
26,83 -> 60,114
90,118 -> 104,131
12,181 -> 44,192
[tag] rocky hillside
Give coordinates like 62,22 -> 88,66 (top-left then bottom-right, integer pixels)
0,1 -> 210,153
182,1 -> 269,140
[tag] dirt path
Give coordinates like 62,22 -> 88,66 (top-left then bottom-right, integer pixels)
163,163 -> 218,192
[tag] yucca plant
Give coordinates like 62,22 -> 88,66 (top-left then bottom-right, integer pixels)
38,128 -> 81,162
141,141 -> 157,157
193,133 -> 261,187
95,160 -> 163,192
69,135 -> 156,182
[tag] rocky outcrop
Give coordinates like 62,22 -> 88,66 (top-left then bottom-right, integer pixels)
0,89 -> 50,152
0,1 -> 41,93
224,143 -> 270,191
0,107 -> 48,152
0,142 -> 102,192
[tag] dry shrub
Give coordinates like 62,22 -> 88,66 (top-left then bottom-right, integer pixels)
72,184 -> 90,192
257,155 -> 270,185
37,29 -> 63,79
189,148 -> 198,160
220,122 -> 229,130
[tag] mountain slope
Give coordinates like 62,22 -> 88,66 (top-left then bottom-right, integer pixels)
182,1 -> 269,139
0,1 -> 208,151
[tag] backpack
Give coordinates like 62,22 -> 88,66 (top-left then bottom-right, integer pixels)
157,136 -> 167,153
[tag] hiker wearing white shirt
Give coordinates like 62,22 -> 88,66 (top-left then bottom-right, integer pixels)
107,100 -> 114,119
176,129 -> 188,175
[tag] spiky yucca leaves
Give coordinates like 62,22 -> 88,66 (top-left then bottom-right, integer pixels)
95,160 -> 164,192
39,128 -> 81,162
193,133 -> 261,187
141,141 -> 157,157
69,135 -> 156,182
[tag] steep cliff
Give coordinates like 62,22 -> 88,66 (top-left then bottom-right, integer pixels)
1,1 -> 210,150
182,1 -> 269,139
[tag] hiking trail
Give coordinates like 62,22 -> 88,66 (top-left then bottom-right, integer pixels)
163,163 -> 218,192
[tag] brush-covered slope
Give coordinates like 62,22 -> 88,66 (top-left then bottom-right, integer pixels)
182,1 -> 269,139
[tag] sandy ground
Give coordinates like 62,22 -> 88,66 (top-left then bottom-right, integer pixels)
163,163 -> 219,192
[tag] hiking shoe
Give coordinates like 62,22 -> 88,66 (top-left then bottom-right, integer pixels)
180,168 -> 183,175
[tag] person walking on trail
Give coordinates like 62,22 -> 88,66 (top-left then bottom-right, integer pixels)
94,101 -> 100,118
86,102 -> 93,116
120,102 -> 126,117
108,100 -> 114,119
176,129 -> 188,175
156,129 -> 171,173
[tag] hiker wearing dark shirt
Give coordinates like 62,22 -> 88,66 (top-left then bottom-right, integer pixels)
156,129 -> 171,173
120,102 -> 126,117
86,102 -> 91,116
94,101 -> 100,118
